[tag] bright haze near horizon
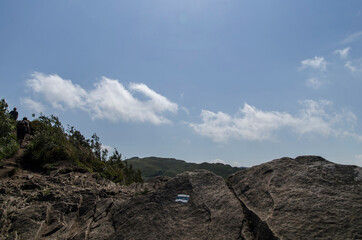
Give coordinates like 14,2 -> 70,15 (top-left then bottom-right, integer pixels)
1,1 -> 362,167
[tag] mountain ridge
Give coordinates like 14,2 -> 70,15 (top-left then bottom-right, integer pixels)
125,156 -> 244,179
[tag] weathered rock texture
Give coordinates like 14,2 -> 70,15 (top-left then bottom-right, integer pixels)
110,171 -> 249,240
228,156 -> 362,240
1,155 -> 361,239
0,166 -> 251,239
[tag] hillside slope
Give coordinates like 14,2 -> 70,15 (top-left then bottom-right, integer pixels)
125,156 -> 243,179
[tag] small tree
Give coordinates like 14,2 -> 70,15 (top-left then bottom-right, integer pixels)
67,125 -> 89,148
90,133 -> 108,161
108,148 -> 122,163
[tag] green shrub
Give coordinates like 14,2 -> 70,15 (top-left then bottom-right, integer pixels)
23,115 -> 77,168
23,114 -> 143,184
0,99 -> 19,161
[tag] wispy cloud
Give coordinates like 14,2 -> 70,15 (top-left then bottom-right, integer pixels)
306,78 -> 323,89
344,132 -> 362,142
27,72 -> 87,110
300,56 -> 327,71
334,47 -> 351,59
188,100 -> 360,143
341,31 -> 362,44
232,161 -> 243,167
189,105 -> 293,142
25,72 -> 178,125
345,61 -> 357,72
20,97 -> 46,113
212,159 -> 225,164
129,83 -> 178,115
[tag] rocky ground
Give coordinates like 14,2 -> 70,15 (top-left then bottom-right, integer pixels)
228,156 -> 362,240
0,154 -> 361,239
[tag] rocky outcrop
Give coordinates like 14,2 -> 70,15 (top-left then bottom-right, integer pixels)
1,155 -> 361,239
0,166 -> 252,239
228,156 -> 362,240
110,170 -> 250,239
0,168 -> 122,240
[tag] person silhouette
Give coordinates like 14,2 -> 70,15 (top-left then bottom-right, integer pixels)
9,107 -> 18,120
17,117 -> 30,147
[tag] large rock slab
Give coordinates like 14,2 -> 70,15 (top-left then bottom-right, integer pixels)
228,156 -> 362,240
111,170 -> 247,239
1,168 -> 251,239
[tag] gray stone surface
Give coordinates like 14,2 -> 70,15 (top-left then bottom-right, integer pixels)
1,155 -> 361,239
0,167 -> 250,239
111,170 -> 247,240
228,156 -> 362,240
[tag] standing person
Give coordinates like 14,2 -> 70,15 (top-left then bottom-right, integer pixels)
17,117 -> 31,147
9,107 -> 18,120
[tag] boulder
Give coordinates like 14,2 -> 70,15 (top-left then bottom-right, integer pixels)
0,168 -> 250,239
111,170 -> 247,239
228,156 -> 362,240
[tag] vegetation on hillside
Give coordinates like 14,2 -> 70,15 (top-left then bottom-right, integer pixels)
0,99 -> 19,162
125,157 -> 244,180
0,99 -> 142,184
1,98 -> 240,183
23,114 -> 143,184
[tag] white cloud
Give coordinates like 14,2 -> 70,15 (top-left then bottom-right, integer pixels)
20,97 -> 46,113
300,56 -> 327,71
26,73 -> 178,125
189,104 -> 293,142
334,47 -> 351,59
356,155 -> 362,159
341,31 -> 362,44
345,61 -> 358,72
188,100 -> 360,142
232,161 -> 243,167
306,78 -> 323,89
27,72 -> 87,110
102,145 -> 114,153
87,78 -> 177,124
129,83 -> 178,114
292,100 -> 340,136
212,159 -> 225,164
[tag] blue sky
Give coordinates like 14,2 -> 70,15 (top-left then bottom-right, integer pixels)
1,0 -> 362,167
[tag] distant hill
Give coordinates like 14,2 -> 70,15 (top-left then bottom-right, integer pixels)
125,157 -> 244,179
